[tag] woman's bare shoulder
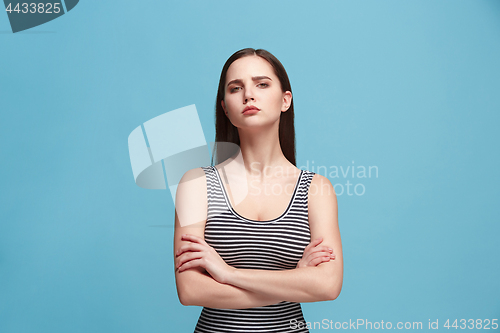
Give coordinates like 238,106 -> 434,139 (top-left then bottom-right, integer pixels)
179,166 -> 209,184
175,167 -> 209,229
308,173 -> 337,210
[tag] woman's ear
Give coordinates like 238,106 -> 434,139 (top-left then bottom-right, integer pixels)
282,91 -> 292,112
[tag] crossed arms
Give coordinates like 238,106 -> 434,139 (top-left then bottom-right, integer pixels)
173,167 -> 343,309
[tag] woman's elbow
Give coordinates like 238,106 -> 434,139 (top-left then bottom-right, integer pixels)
309,280 -> 341,302
177,281 -> 210,307
317,264 -> 343,301
323,279 -> 343,301
176,284 -> 191,306
177,289 -> 191,306
176,269 -> 210,306
176,278 -> 199,306
314,270 -> 342,301
324,285 -> 342,301
178,287 -> 205,306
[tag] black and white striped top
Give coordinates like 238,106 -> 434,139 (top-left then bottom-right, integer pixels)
193,165 -> 315,333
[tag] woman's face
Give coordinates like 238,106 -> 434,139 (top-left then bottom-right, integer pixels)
221,55 -> 292,128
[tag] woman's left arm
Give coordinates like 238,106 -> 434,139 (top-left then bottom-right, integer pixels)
177,174 -> 343,303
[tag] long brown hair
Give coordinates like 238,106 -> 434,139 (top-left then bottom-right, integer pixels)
211,48 -> 296,166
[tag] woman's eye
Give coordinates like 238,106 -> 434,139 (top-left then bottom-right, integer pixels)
258,83 -> 269,88
230,87 -> 241,93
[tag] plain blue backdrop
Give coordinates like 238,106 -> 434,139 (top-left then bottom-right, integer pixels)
1,0 -> 499,332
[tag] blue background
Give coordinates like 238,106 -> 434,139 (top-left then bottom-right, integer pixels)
1,0 -> 499,332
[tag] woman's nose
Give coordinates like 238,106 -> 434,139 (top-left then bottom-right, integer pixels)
244,87 -> 255,102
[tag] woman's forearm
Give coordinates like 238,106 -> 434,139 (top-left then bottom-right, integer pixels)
176,268 -> 284,309
225,263 -> 342,303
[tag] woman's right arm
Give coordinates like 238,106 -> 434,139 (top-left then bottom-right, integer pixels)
173,168 -> 283,309
175,219 -> 284,309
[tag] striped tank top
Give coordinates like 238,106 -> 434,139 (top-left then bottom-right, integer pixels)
193,165 -> 315,333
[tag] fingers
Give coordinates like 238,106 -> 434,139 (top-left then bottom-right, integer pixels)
307,251 -> 335,266
176,242 -> 205,256
304,237 -> 323,252
178,258 -> 204,272
304,239 -> 333,257
308,245 -> 334,256
181,234 -> 208,246
297,237 -> 335,269
308,255 -> 331,266
176,251 -> 204,269
308,251 -> 335,261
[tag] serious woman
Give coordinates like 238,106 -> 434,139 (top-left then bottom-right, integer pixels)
173,48 -> 343,333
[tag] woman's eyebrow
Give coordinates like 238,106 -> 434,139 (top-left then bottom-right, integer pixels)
227,76 -> 272,87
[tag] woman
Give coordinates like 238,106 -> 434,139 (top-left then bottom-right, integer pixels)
173,48 -> 343,333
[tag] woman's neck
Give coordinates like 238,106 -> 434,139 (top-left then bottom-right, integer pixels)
234,125 -> 295,177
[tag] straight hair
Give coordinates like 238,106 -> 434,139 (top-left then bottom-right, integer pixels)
211,48 -> 296,166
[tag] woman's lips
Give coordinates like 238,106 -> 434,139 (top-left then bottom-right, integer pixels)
243,106 -> 260,115
242,109 -> 260,115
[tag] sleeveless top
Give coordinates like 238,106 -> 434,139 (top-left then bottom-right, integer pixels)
193,166 -> 315,333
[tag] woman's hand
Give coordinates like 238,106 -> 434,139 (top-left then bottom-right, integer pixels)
176,234 -> 236,284
296,237 -> 335,269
